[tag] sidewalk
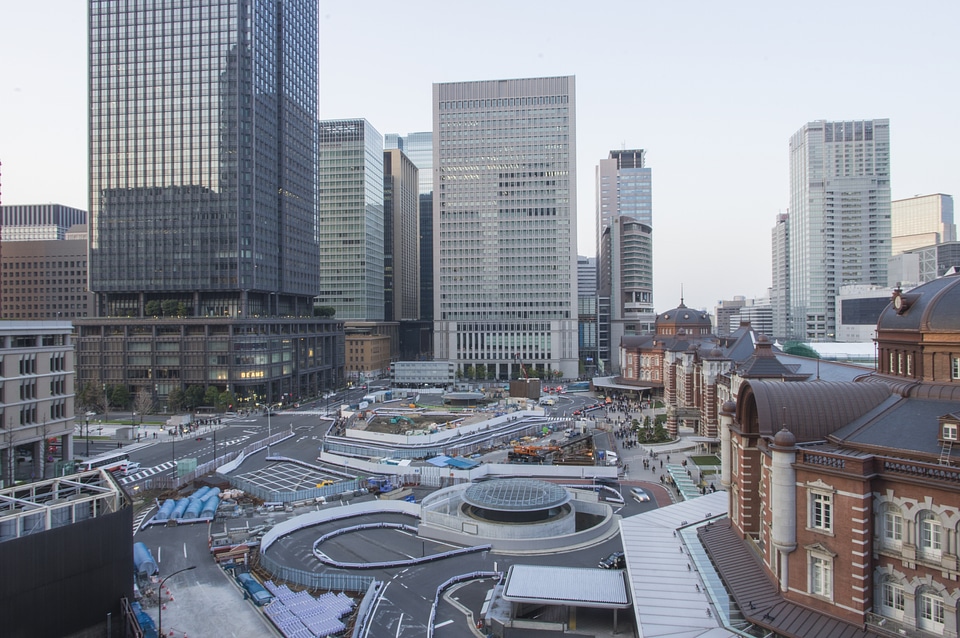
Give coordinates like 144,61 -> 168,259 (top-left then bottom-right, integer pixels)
75,419 -> 234,457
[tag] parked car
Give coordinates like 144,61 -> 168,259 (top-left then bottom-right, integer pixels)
599,551 -> 625,569
631,487 -> 651,502
123,462 -> 141,476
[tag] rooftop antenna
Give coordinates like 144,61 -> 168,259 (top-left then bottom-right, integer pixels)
680,283 -> 684,306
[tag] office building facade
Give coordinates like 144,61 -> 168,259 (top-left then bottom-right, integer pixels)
83,0 -> 342,405
317,119 -> 385,321
0,204 -> 86,242
771,212 -> 790,340
577,255 -> 598,375
596,150 -> 655,372
787,119 -> 891,340
386,132 -> 435,356
891,193 -> 955,255
433,76 -> 579,380
383,148 -> 420,322
1,227 -> 93,320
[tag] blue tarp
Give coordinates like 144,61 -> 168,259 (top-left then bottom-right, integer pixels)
426,455 -> 451,467
446,457 -> 479,469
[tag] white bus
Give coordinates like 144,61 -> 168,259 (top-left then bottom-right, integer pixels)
78,451 -> 130,473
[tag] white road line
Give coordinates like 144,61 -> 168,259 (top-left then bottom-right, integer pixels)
395,612 -> 404,638
434,620 -> 453,628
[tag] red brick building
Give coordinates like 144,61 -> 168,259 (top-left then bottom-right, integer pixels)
712,273 -> 960,637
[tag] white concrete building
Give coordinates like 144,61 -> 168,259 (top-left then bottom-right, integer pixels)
787,119 -> 891,341
891,193 -> 955,255
432,76 -> 579,379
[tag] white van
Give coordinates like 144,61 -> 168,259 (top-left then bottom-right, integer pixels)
123,462 -> 141,476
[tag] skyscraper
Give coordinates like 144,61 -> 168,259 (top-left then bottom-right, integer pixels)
596,149 -> 654,372
771,212 -> 790,340
383,148 -> 420,322
891,193 -> 955,255
787,119 -> 891,341
90,0 -> 319,316
433,76 -> 579,380
316,119 -> 384,321
83,0 -> 342,405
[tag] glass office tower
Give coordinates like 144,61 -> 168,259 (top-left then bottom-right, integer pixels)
788,119 -> 891,341
433,76 -> 579,380
89,0 -> 319,317
82,1 -> 342,406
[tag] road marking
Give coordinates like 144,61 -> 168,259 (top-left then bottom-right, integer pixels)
395,612 -> 404,638
434,620 -> 453,628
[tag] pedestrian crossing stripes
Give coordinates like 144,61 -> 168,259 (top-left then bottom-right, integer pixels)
119,461 -> 175,485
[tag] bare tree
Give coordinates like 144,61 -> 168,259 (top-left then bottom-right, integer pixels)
133,387 -> 155,422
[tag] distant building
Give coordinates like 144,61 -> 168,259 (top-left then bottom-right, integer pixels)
433,76 -> 579,380
714,297 -> 747,337
578,256 -> 598,374
391,360 -> 456,387
836,284 -> 893,342
786,119 -> 891,341
889,240 -> 960,286
318,119 -> 385,321
891,193 -> 955,255
596,149 -> 655,373
345,333 -> 392,382
1,225 -> 93,320
0,321 -> 76,485
0,204 -> 86,241
385,132 -> 434,357
383,149 -> 420,323
728,298 -> 773,338
771,212 -> 790,340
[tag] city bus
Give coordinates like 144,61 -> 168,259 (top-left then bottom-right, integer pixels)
78,451 -> 130,473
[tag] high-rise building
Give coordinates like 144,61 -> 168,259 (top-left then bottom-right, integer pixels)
383,148 -> 419,322
82,0 -> 342,406
317,119 -> 385,321
596,149 -> 654,372
1,204 -> 86,241
386,132 -> 434,356
891,193 -> 955,255
771,212 -> 790,340
433,76 -> 579,380
787,119 -> 891,340
577,256 -> 598,375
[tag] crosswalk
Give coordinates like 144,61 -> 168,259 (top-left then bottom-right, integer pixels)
119,461 -> 175,485
132,504 -> 155,535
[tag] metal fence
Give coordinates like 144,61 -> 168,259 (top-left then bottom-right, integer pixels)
258,549 -> 375,593
129,429 -> 294,492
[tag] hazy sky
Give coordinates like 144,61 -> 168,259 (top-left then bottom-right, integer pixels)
2,1 -> 958,312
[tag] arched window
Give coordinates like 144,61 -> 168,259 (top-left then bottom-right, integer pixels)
918,510 -> 943,560
879,576 -> 905,620
918,588 -> 945,634
880,504 -> 903,550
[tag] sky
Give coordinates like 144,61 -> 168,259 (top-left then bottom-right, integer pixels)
2,1 -> 959,312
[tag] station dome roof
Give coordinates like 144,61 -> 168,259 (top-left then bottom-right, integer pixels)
463,478 -> 571,512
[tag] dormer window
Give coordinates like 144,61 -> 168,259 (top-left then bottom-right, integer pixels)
944,422 -> 958,442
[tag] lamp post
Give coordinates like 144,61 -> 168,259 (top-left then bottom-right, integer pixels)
157,565 -> 196,637
85,419 -> 90,457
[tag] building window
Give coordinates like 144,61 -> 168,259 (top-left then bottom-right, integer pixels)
919,591 -> 945,633
953,357 -> 960,380
943,422 -> 958,441
882,581 -> 905,618
809,553 -> 833,599
919,511 -> 942,558
883,510 -> 903,549
810,491 -> 833,533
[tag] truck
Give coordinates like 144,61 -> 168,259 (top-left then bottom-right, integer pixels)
362,390 -> 392,404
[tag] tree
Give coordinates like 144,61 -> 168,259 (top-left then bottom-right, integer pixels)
313,305 -> 336,317
76,382 -> 102,412
475,364 -> 486,381
783,341 -> 820,359
176,302 -> 188,317
203,385 -> 221,409
184,385 -> 205,410
133,387 -> 154,419
161,300 -> 178,317
463,365 -> 476,380
108,384 -> 131,410
167,388 -> 185,413
218,390 -> 237,412
145,300 -> 162,316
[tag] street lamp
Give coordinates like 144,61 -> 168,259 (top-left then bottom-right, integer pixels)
157,565 -> 196,637
85,419 -> 90,457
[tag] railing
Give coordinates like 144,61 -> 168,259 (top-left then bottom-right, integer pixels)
881,458 -> 960,486
800,451 -> 846,470
258,550 -> 375,593
426,571 -> 501,638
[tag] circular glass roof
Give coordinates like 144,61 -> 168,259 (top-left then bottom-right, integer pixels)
463,478 -> 571,512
